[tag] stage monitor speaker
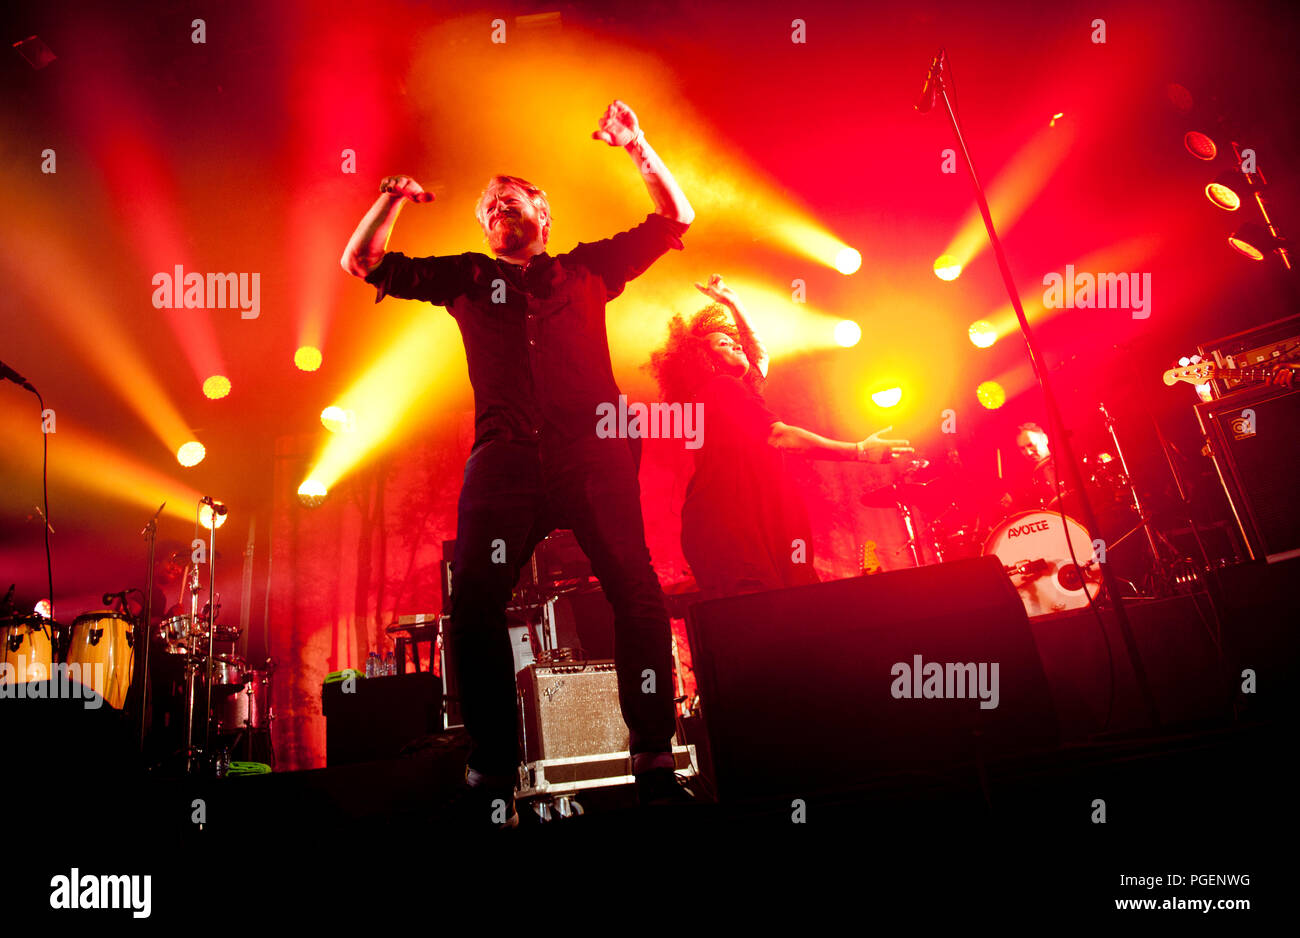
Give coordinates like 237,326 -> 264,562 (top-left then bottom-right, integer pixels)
685,556 -> 1058,803
1196,382 -> 1300,562
321,673 -> 442,766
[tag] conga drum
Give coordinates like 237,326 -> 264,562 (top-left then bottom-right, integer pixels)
1,615 -> 54,684
64,611 -> 135,709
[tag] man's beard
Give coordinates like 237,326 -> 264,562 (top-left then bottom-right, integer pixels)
489,218 -> 536,254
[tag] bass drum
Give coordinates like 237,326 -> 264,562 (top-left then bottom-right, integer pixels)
983,510 -> 1102,617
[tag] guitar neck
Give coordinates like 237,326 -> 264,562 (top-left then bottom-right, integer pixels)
1164,363 -> 1289,386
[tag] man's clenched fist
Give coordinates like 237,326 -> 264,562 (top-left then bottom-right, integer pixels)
379,175 -> 433,202
592,100 -> 641,147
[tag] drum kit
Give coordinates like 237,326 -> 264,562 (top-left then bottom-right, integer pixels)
0,559 -> 274,775
859,407 -> 1168,618
157,561 -> 275,775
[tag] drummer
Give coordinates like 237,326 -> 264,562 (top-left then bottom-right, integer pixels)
998,422 -> 1061,511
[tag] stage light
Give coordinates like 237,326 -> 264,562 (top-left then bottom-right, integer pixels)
295,346 -> 323,372
976,381 -> 1006,410
320,406 -> 356,433
203,375 -> 231,399
298,479 -> 327,508
834,248 -> 862,275
34,599 -> 51,618
177,441 -> 206,467
1183,131 -> 1217,161
1167,84 -> 1195,113
1195,383 -> 1213,402
933,255 -> 962,281
1049,112 -> 1064,128
834,320 -> 862,348
199,501 -> 228,530
1177,356 -> 1191,367
1206,173 -> 1242,212
1228,222 -> 1276,261
871,387 -> 902,408
968,320 -> 997,348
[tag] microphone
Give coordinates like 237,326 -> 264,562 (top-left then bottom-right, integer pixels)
914,48 -> 946,114
199,496 -> 229,516
140,501 -> 166,536
0,359 -> 36,392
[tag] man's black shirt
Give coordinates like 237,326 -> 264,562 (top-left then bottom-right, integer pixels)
365,212 -> 688,447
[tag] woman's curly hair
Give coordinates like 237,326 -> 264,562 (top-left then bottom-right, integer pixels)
645,303 -> 766,405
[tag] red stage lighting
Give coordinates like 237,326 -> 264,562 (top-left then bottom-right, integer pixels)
1228,222 -> 1275,261
1183,131 -> 1217,161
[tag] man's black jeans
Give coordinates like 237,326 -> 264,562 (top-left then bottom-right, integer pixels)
447,435 -> 675,779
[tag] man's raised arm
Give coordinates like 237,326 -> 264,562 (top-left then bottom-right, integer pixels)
593,100 -> 695,226
340,175 -> 434,278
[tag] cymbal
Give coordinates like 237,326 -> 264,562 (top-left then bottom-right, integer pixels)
860,481 -> 937,509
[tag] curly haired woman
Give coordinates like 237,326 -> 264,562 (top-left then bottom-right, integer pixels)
648,274 -> 913,598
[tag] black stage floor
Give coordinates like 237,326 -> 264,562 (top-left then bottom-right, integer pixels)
12,713 -> 1291,922
11,560 -> 1297,921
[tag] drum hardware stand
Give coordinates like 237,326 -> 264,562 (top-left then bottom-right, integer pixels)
138,502 -> 165,755
213,746 -> 231,778
199,497 -> 224,765
1149,409 -> 1228,649
181,654 -> 204,775
1097,402 -> 1177,597
893,487 -> 925,568
918,48 -> 1161,726
180,495 -> 225,777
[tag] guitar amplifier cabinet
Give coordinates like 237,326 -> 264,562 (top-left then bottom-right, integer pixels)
516,661 -> 628,762
1196,382 -> 1300,562
514,661 -> 695,797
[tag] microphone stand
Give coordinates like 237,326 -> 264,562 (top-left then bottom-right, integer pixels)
139,502 -> 164,756
202,501 -> 221,764
920,51 -> 1161,727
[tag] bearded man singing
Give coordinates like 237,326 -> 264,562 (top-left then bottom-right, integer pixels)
341,100 -> 694,828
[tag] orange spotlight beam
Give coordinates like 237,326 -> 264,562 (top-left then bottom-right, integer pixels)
0,199 -> 196,453
0,408 -> 201,524
942,122 -> 1079,269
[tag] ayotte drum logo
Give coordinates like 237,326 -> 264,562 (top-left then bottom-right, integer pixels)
1006,520 -> 1052,538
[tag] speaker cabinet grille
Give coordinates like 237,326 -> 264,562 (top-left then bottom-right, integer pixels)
1197,384 -> 1300,562
516,662 -> 629,762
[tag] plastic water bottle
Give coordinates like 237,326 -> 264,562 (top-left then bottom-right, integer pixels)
365,651 -> 380,679
384,651 -> 396,677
